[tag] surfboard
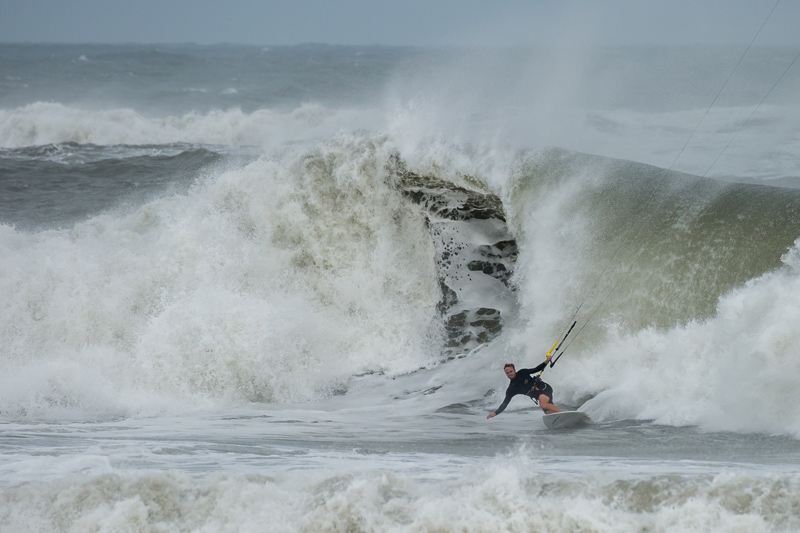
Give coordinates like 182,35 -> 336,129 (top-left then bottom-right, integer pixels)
542,410 -> 589,429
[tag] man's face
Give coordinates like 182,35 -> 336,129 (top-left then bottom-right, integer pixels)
504,367 -> 516,380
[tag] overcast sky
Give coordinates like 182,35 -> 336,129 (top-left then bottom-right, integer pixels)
2,0 -> 798,47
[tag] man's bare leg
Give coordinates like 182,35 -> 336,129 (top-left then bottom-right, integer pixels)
538,394 -> 561,414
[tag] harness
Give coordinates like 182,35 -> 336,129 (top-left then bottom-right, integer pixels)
529,376 -> 545,405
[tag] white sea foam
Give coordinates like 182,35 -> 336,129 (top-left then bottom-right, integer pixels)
2,458 -> 798,533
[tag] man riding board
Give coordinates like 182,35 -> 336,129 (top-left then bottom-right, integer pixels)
486,357 -> 561,418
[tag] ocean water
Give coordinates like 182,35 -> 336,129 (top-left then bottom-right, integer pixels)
2,43 -> 800,532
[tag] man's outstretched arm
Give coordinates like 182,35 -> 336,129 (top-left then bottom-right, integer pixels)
486,392 -> 513,419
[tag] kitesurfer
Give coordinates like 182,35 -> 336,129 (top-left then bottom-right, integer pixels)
486,358 -> 561,418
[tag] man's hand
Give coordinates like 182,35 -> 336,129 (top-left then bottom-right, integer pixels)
486,412 -> 496,419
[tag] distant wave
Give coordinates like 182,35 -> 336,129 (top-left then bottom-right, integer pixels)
0,144 -> 223,229
0,102 -> 383,148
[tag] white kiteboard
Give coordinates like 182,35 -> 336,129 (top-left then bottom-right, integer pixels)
542,410 -> 589,429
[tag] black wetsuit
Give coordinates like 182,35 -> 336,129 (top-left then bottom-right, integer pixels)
493,361 -> 554,415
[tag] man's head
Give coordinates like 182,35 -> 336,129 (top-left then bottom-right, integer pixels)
503,363 -> 516,379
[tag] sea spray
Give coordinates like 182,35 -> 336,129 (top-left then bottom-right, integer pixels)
0,135 -> 446,418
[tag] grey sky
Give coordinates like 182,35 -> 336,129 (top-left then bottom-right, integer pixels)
2,0 -> 798,47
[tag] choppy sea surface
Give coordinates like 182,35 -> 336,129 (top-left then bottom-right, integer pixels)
2,43 -> 800,531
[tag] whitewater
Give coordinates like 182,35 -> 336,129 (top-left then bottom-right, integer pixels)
2,43 -> 800,532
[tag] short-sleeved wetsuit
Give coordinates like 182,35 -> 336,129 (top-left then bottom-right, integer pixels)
493,361 -> 554,415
